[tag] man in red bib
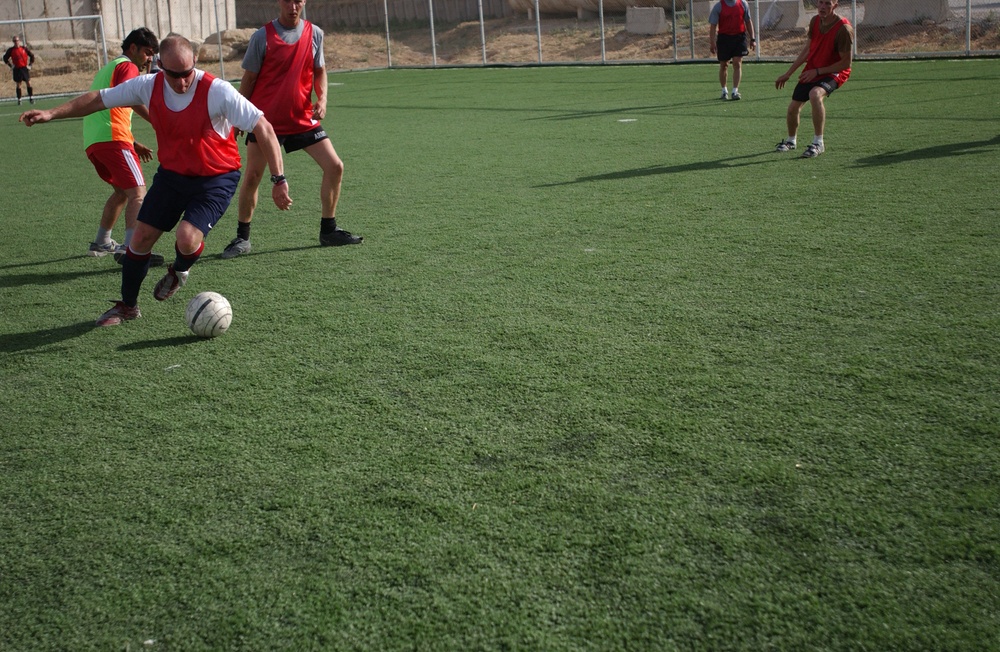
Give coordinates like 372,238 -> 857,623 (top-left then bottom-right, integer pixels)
774,0 -> 854,158
3,36 -> 35,105
21,35 -> 293,327
708,0 -> 756,101
221,0 -> 362,260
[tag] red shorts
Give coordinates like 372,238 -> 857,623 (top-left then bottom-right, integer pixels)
85,142 -> 145,190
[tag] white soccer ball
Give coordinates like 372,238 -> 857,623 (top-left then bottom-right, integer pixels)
185,291 -> 233,338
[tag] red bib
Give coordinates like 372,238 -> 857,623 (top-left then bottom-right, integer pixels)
249,21 -> 316,135
148,72 -> 242,176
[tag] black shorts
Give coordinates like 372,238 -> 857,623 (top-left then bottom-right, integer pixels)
791,78 -> 840,102
716,33 -> 749,61
13,67 -> 30,83
245,125 -> 328,153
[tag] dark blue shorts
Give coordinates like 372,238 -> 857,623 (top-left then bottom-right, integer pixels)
792,78 -> 840,103
138,167 -> 241,236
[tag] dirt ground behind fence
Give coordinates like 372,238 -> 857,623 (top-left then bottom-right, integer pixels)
2,16 -> 998,100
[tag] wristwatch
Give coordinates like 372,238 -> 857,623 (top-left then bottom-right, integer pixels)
270,174 -> 286,185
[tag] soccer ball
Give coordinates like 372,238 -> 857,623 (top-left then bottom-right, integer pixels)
185,291 -> 233,338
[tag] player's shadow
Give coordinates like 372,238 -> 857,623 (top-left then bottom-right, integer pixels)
0,321 -> 95,353
535,151 -> 776,187
0,256 -> 82,271
853,134 -> 1000,167
118,336 -> 205,351
209,244 -> 336,260
0,266 -> 119,289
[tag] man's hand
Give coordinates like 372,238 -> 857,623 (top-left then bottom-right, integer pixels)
312,101 -> 326,121
798,68 -> 819,83
271,180 -> 292,211
19,110 -> 49,126
134,142 -> 154,162
775,72 -> 792,90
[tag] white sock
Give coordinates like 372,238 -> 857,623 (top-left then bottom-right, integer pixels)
733,87 -> 739,93
722,87 -> 728,93
124,227 -> 135,248
787,136 -> 797,145
813,136 -> 824,146
95,227 -> 113,245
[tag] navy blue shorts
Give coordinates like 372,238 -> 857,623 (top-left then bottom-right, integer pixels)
138,167 -> 241,236
792,78 -> 840,103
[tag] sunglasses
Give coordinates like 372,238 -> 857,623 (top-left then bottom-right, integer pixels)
157,58 -> 195,79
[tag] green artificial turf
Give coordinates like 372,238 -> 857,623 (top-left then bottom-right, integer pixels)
1,60 -> 998,650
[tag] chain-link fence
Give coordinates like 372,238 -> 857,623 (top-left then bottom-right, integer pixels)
2,0 -> 998,101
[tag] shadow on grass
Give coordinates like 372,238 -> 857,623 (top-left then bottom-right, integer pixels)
535,151 -> 777,187
0,321 -> 95,353
118,336 -> 206,351
209,243 -> 332,260
0,266 -> 119,289
0,256 -> 82,271
853,134 -> 1000,168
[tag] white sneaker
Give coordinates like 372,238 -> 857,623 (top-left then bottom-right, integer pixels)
719,89 -> 729,100
153,265 -> 189,301
801,142 -> 825,158
88,240 -> 120,257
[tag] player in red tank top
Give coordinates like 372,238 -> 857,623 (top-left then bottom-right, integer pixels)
774,0 -> 854,158
221,0 -> 363,260
708,0 -> 756,101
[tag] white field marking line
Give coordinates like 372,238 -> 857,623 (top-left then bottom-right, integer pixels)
618,118 -> 637,122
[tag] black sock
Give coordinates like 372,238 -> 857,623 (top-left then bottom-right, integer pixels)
320,217 -> 337,234
27,86 -> 32,98
237,221 -> 251,241
16,88 -> 21,100
173,242 -> 204,273
121,250 -> 152,307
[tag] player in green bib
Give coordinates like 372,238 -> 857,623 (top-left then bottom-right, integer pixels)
83,27 -> 164,265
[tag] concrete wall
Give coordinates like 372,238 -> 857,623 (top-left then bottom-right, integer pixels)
1,0 -> 236,46
860,0 -> 949,26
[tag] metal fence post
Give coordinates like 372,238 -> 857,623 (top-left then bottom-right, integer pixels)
533,0 -> 542,63
477,0 -> 487,64
599,0 -> 606,64
213,0 -> 224,79
384,0 -> 393,67
966,0 -> 973,55
428,0 -> 438,66
690,1 -> 695,60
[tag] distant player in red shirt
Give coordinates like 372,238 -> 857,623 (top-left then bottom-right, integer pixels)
21,35 -> 293,327
221,0 -> 362,259
3,36 -> 35,105
708,0 -> 755,101
774,0 -> 854,158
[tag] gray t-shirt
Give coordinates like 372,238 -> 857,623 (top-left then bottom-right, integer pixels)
241,19 -> 325,73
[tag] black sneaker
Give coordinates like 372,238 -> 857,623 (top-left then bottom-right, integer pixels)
115,251 -> 165,267
221,237 -> 251,259
320,228 -> 363,246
